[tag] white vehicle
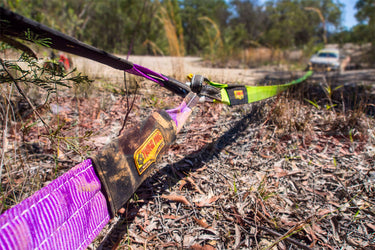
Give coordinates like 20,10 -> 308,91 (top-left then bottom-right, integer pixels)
307,49 -> 350,72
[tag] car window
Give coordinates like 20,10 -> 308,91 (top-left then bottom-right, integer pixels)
317,52 -> 338,58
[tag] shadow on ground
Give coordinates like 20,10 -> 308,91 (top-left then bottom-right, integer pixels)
98,103 -> 263,249
98,70 -> 374,248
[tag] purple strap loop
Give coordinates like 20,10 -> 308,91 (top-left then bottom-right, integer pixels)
0,159 -> 110,250
125,64 -> 168,85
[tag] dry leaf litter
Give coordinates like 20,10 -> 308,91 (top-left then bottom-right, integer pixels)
1,72 -> 374,250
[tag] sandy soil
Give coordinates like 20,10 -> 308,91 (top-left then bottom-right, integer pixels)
72,55 -> 269,85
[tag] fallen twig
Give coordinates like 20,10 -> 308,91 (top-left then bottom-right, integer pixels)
242,218 -> 313,250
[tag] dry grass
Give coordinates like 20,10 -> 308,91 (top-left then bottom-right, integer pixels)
158,0 -> 185,57
199,16 -> 223,59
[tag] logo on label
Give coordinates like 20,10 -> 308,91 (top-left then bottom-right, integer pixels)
134,129 -> 165,175
234,90 -> 244,100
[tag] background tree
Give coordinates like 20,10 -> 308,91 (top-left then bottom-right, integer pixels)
355,0 -> 375,63
4,0 -> 94,39
82,0 -> 163,54
1,0 -> 351,59
3,0 -> 165,55
263,0 -> 342,49
179,0 -> 230,55
226,0 -> 269,48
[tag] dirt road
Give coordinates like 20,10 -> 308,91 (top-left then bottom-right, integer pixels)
73,55 -> 375,88
72,55 -> 270,85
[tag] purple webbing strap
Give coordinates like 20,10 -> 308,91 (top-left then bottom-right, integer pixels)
166,92 -> 199,133
166,101 -> 190,131
0,159 -> 110,250
125,64 -> 168,86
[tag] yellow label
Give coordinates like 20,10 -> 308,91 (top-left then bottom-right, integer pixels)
134,129 -> 165,175
234,90 -> 244,100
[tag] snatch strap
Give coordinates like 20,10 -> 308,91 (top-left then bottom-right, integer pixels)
212,71 -> 314,105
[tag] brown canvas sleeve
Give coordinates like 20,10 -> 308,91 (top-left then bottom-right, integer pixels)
91,110 -> 176,217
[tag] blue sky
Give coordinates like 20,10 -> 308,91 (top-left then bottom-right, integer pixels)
341,0 -> 358,29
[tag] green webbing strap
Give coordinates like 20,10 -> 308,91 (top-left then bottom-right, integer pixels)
213,71 -> 313,106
